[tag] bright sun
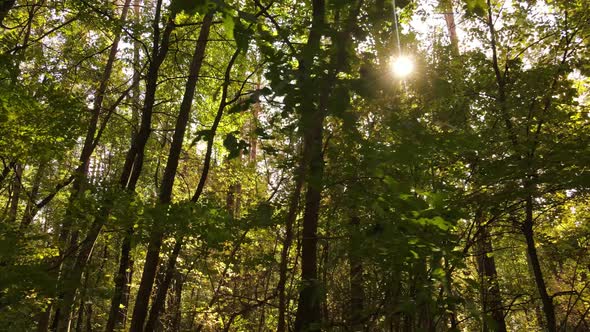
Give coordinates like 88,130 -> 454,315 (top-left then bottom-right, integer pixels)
390,55 -> 414,78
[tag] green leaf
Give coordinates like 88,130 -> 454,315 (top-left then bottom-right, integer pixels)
223,13 -> 235,40
170,0 -> 208,15
223,132 -> 249,159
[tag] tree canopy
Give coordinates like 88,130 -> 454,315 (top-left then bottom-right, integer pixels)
0,0 -> 588,331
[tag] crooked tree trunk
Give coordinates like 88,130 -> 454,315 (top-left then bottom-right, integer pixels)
129,13 -> 214,331
474,211 -> 507,332
523,195 -> 556,332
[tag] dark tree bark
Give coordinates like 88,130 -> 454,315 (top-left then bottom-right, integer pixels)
20,161 -> 45,230
294,0 -> 363,329
0,0 -> 16,27
474,211 -> 507,332
7,163 -> 22,223
292,1 -> 326,330
523,195 -> 556,332
277,158 -> 304,332
170,272 -> 184,332
144,22 -> 245,330
349,216 -> 364,331
106,3 -> 176,330
294,92 -> 325,332
129,12 -> 214,331
53,1 -> 133,330
0,160 -> 14,186
144,238 -> 183,332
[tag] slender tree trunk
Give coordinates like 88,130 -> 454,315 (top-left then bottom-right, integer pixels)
277,159 -> 304,332
145,17 -> 243,329
53,1 -> 132,330
7,163 -> 22,222
523,195 -> 556,332
293,1 -> 364,329
20,161 -> 45,230
294,110 -> 325,332
292,1 -> 326,330
73,271 -> 91,332
0,160 -> 14,186
129,13 -> 214,331
144,239 -> 183,332
349,216 -> 364,331
84,303 -> 92,332
105,228 -> 134,332
170,272 -> 184,332
475,211 -> 507,332
440,0 -> 459,55
106,3 -> 176,330
119,8 -> 175,190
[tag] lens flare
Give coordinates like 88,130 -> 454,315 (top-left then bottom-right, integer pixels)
390,55 -> 414,78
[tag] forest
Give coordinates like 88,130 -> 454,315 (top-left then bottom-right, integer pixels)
0,0 -> 589,331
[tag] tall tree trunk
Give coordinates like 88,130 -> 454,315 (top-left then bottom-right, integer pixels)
440,0 -> 459,55
292,0 -> 326,330
129,12 -> 214,331
349,216 -> 364,331
144,239 -> 182,332
53,1 -> 133,330
293,1 -> 365,329
145,18 -> 243,330
7,163 -> 22,223
105,229 -> 134,332
475,211 -> 507,332
523,194 -> 556,332
119,2 -> 175,190
106,3 -> 176,330
294,107 -> 325,332
0,160 -> 14,186
277,158 -> 304,332
20,161 -> 45,230
167,271 -> 184,332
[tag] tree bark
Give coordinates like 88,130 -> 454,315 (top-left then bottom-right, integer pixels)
294,103 -> 325,332
144,239 -> 183,332
292,1 -> 326,330
349,216 -> 364,331
7,163 -> 22,223
474,211 -> 507,332
106,3 -> 176,330
440,0 -> 459,55
53,1 -> 133,330
277,158 -> 304,332
523,195 -> 556,332
0,0 -> 16,27
20,161 -> 45,230
129,12 -> 214,331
